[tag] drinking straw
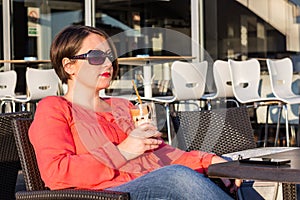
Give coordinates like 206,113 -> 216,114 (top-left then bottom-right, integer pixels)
132,80 -> 143,104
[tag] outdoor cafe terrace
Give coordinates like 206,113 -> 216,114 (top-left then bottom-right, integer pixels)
1,57 -> 300,200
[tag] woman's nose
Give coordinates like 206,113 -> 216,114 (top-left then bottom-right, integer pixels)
102,57 -> 113,67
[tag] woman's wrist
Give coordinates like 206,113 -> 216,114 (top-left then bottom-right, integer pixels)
117,145 -> 139,161
211,155 -> 228,165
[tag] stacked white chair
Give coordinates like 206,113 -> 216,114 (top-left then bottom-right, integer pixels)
24,68 -> 61,112
201,60 -> 239,109
266,57 -> 300,146
26,68 -> 60,102
228,59 -> 289,147
141,60 -> 208,145
0,70 -> 28,112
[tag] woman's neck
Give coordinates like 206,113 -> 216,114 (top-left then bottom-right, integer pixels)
63,84 -> 111,112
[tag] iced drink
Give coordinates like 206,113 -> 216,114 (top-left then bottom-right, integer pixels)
130,103 -> 157,127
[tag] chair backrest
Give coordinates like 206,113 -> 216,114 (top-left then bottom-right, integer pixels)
213,60 -> 235,98
228,59 -> 261,103
12,118 -> 47,191
0,70 -> 17,97
171,106 -> 256,155
0,111 -> 32,199
26,68 -> 60,101
12,118 -> 132,199
171,60 -> 208,101
266,57 -> 295,98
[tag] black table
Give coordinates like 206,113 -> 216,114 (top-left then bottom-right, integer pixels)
208,148 -> 300,200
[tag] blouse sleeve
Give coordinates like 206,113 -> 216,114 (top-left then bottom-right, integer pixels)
154,142 -> 216,174
29,97 -> 127,190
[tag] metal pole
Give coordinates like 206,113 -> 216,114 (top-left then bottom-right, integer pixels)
85,0 -> 95,27
3,0 -> 11,71
191,0 -> 200,62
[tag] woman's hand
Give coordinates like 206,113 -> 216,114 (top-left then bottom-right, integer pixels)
211,156 -> 242,193
117,123 -> 162,160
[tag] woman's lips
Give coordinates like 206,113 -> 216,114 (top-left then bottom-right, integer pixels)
100,72 -> 111,78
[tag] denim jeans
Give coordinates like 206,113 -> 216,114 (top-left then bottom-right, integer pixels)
107,164 -> 233,200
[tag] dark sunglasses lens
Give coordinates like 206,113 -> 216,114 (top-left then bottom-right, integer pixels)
107,52 -> 115,62
87,50 -> 106,65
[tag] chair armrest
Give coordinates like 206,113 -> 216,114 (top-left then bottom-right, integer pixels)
15,189 -> 130,200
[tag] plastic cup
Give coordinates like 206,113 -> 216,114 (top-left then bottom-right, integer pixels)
130,102 -> 157,127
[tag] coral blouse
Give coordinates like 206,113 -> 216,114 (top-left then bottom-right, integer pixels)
29,96 -> 215,190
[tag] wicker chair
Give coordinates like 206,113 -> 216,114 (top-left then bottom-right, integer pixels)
0,111 -> 32,200
171,106 -> 300,199
12,118 -> 130,200
171,106 -> 260,199
171,106 -> 257,155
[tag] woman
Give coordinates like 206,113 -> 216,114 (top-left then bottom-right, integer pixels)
29,25 -> 240,199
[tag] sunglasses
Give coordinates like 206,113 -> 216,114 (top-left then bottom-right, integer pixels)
71,50 -> 115,65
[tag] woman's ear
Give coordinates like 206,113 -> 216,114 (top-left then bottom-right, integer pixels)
62,57 -> 75,75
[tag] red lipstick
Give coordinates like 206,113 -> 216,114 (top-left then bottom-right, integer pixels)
100,72 -> 111,78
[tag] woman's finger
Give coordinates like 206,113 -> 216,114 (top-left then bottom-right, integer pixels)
144,138 -> 162,145
151,131 -> 162,138
145,144 -> 160,150
235,179 -> 242,187
138,122 -> 157,131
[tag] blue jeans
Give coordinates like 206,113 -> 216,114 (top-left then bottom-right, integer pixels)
107,164 -> 233,200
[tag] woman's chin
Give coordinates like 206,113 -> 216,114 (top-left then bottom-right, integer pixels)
97,83 -> 110,90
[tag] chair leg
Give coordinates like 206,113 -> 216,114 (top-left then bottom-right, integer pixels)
274,105 -> 283,147
233,99 -> 239,107
206,100 -> 212,110
291,125 -> 297,146
3,101 -> 12,113
283,104 -> 289,147
21,103 -> 27,111
297,105 -> 300,147
264,105 -> 270,147
273,182 -> 279,200
12,101 -> 16,112
27,102 -> 30,111
225,99 -> 240,107
165,103 -> 172,145
0,101 -> 5,113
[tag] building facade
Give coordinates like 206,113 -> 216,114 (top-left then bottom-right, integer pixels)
1,0 -> 300,94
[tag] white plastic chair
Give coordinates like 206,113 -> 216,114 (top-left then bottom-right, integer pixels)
0,71 -> 16,97
266,57 -> 300,146
25,68 -> 61,109
0,70 -> 17,112
228,59 -> 289,147
141,60 -> 208,145
201,60 -> 239,109
0,70 -> 29,112
266,58 -> 300,104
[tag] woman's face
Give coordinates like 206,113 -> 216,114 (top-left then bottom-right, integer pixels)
71,33 -> 114,93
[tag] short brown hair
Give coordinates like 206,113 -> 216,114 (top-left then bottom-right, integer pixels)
50,25 -> 119,84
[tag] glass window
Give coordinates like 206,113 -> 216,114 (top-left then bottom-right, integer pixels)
95,0 -> 191,93
204,0 -> 294,69
11,0 -> 85,94
13,0 -> 84,60
95,0 -> 191,58
0,1 -> 3,61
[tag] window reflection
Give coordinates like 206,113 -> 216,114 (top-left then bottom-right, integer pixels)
95,0 -> 191,57
13,0 -> 84,60
11,0 -> 84,94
